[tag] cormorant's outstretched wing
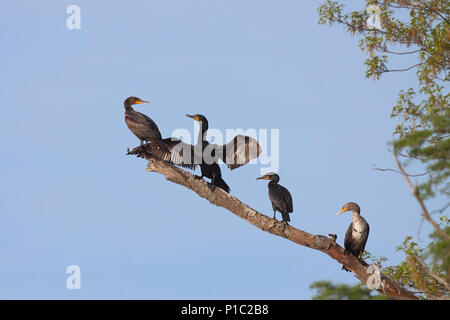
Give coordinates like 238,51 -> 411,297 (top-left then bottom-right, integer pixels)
127,138 -> 198,170
217,135 -> 261,170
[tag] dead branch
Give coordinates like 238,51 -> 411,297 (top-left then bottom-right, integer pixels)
132,153 -> 419,300
372,164 -> 433,177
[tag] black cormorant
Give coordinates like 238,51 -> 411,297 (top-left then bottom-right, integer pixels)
128,113 -> 261,193
336,202 -> 370,271
124,96 -> 168,151
257,173 -> 293,224
185,114 -> 261,170
182,114 -> 230,192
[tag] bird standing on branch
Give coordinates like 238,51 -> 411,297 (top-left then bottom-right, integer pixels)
257,173 -> 293,224
124,96 -> 168,152
128,113 -> 261,194
336,202 -> 370,271
184,114 -> 230,193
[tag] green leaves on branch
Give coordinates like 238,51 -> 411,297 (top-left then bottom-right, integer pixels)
310,280 -> 387,300
318,0 -> 449,200
315,1 -> 449,300
383,223 -> 450,299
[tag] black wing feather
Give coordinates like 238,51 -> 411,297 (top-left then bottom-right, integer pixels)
127,138 -> 197,170
218,135 -> 262,170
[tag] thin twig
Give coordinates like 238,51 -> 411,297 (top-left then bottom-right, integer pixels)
372,164 -> 433,177
381,48 -> 423,55
431,203 -> 450,215
393,153 -> 449,241
384,63 -> 424,73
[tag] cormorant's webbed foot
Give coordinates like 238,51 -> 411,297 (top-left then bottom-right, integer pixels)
341,265 -> 351,272
207,183 -> 216,192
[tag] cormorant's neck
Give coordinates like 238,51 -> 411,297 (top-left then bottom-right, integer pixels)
124,101 -> 134,111
352,211 -> 361,220
197,119 -> 209,144
269,180 -> 278,187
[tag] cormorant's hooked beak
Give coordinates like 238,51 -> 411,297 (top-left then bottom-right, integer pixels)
256,175 -> 270,180
186,114 -> 200,121
135,100 -> 150,104
336,208 -> 348,216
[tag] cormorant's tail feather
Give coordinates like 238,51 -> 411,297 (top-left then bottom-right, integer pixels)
281,212 -> 290,222
213,177 -> 231,193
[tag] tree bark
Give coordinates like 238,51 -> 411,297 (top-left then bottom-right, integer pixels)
134,153 -> 418,300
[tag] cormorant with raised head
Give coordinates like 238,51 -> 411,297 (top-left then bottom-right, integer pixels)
257,173 -> 293,224
124,96 -> 168,152
129,113 -> 261,193
336,202 -> 370,271
183,114 -> 230,192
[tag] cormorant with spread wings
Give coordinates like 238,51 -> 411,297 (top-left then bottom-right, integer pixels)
128,114 -> 261,193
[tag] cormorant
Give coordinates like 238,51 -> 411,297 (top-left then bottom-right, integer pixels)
128,113 -> 261,193
336,202 -> 370,271
182,114 -> 230,192
257,173 -> 293,224
124,96 -> 168,152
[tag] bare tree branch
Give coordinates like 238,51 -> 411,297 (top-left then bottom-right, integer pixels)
383,63 -> 424,73
375,1 -> 450,25
380,49 -> 423,55
131,153 -> 419,300
372,163 -> 433,177
414,255 -> 450,293
431,203 -> 450,215
393,153 -> 449,241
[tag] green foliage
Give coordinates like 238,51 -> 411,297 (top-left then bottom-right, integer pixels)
427,217 -> 450,280
362,250 -> 388,267
315,1 -> 449,299
310,280 -> 387,300
310,251 -> 389,300
311,228 -> 449,299
318,0 -> 449,201
383,221 -> 450,299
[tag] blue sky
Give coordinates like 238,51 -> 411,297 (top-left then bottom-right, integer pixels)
0,1 -> 444,299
